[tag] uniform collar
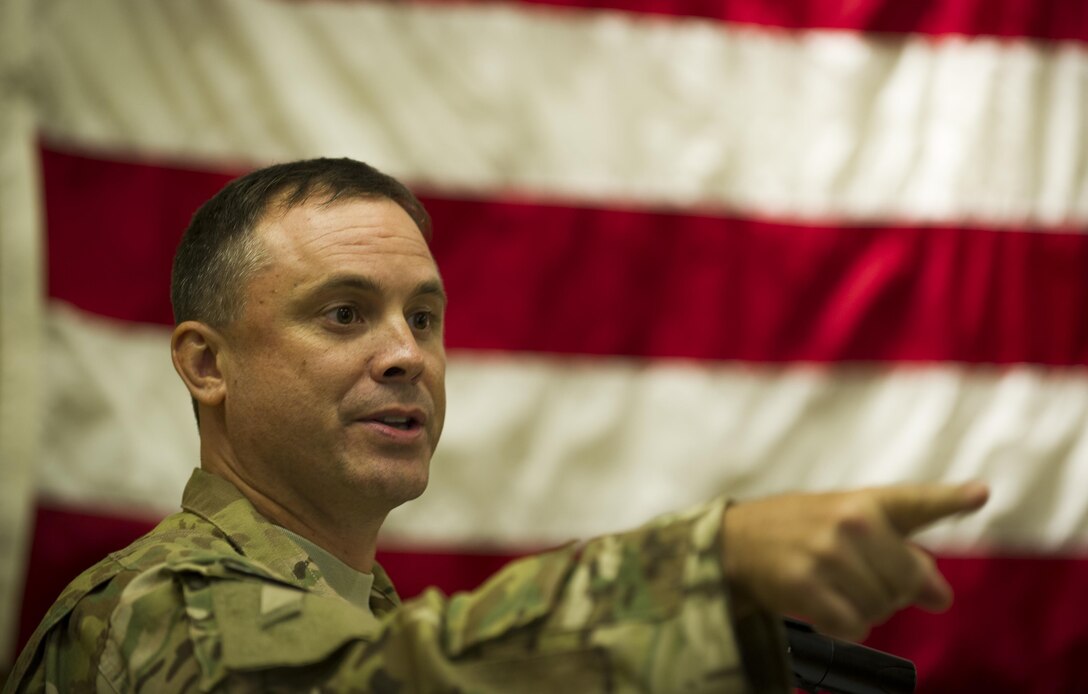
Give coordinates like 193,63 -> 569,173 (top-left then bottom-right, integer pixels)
180,468 -> 401,613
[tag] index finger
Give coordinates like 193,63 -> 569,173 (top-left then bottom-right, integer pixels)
876,482 -> 989,535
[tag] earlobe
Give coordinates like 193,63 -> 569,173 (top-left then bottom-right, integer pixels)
171,321 -> 227,407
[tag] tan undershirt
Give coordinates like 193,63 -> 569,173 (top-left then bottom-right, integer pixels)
279,527 -> 375,616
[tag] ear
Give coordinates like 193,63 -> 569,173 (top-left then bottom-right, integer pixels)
171,321 -> 228,408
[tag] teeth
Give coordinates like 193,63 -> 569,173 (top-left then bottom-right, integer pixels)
379,416 -> 411,429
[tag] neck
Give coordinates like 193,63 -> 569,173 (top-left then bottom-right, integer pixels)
200,443 -> 386,574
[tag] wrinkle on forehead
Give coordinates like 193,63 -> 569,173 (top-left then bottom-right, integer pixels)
261,198 -> 434,268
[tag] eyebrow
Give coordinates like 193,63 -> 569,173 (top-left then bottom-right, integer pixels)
312,275 -> 447,304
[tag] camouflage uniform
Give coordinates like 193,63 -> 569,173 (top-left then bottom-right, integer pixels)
5,470 -> 790,692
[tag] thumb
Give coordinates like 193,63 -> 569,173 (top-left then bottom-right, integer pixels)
878,482 -> 989,535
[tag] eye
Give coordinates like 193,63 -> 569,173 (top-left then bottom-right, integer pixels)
408,310 -> 432,330
328,305 -> 359,325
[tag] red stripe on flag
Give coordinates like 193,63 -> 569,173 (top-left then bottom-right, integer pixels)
15,503 -> 1088,691
42,146 -> 235,326
43,145 -> 1088,365
867,554 -> 1088,692
427,198 -> 1088,365
417,0 -> 1088,42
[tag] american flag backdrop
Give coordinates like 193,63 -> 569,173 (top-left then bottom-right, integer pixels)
2,1 -> 1088,690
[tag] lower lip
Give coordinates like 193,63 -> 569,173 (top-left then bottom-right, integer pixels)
356,420 -> 426,444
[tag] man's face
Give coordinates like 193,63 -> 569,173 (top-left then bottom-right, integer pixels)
218,196 -> 446,520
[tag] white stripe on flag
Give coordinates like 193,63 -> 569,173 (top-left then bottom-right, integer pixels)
36,0 -> 1088,227
44,301 -> 1088,552
41,303 -> 200,516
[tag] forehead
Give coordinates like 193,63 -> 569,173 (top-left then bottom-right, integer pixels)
254,196 -> 437,278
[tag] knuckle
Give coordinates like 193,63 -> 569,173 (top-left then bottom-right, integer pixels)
833,498 -> 877,538
904,569 -> 934,603
783,564 -> 821,596
802,571 -> 832,597
855,595 -> 884,622
807,549 -> 835,579
810,530 -> 849,572
903,561 -> 926,590
898,550 -> 930,588
786,568 -> 838,609
881,569 -> 917,606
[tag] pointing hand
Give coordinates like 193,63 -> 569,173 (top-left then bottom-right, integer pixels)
721,483 -> 989,641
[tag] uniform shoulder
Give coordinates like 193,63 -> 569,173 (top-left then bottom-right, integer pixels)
43,511 -> 232,619
4,509 -> 258,692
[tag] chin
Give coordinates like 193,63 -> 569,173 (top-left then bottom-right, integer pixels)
399,480 -> 428,503
342,457 -> 430,506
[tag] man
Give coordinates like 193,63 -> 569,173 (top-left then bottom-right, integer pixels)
6,158 -> 988,692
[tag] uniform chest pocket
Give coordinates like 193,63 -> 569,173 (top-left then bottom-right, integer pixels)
179,574 -> 379,688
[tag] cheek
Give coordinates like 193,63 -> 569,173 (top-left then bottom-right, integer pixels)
433,369 -> 447,408
300,351 -> 372,408
231,346 -> 318,410
429,357 -> 448,421
229,357 -> 293,417
231,335 -> 368,418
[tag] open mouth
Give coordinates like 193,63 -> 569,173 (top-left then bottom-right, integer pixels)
373,415 -> 420,431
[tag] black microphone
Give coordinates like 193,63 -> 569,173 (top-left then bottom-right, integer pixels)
784,618 -> 916,694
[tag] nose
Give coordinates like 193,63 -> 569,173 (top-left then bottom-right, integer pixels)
371,316 -> 425,383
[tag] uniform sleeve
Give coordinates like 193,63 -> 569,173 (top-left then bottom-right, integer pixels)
17,498 -> 792,693
2,565 -> 202,694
